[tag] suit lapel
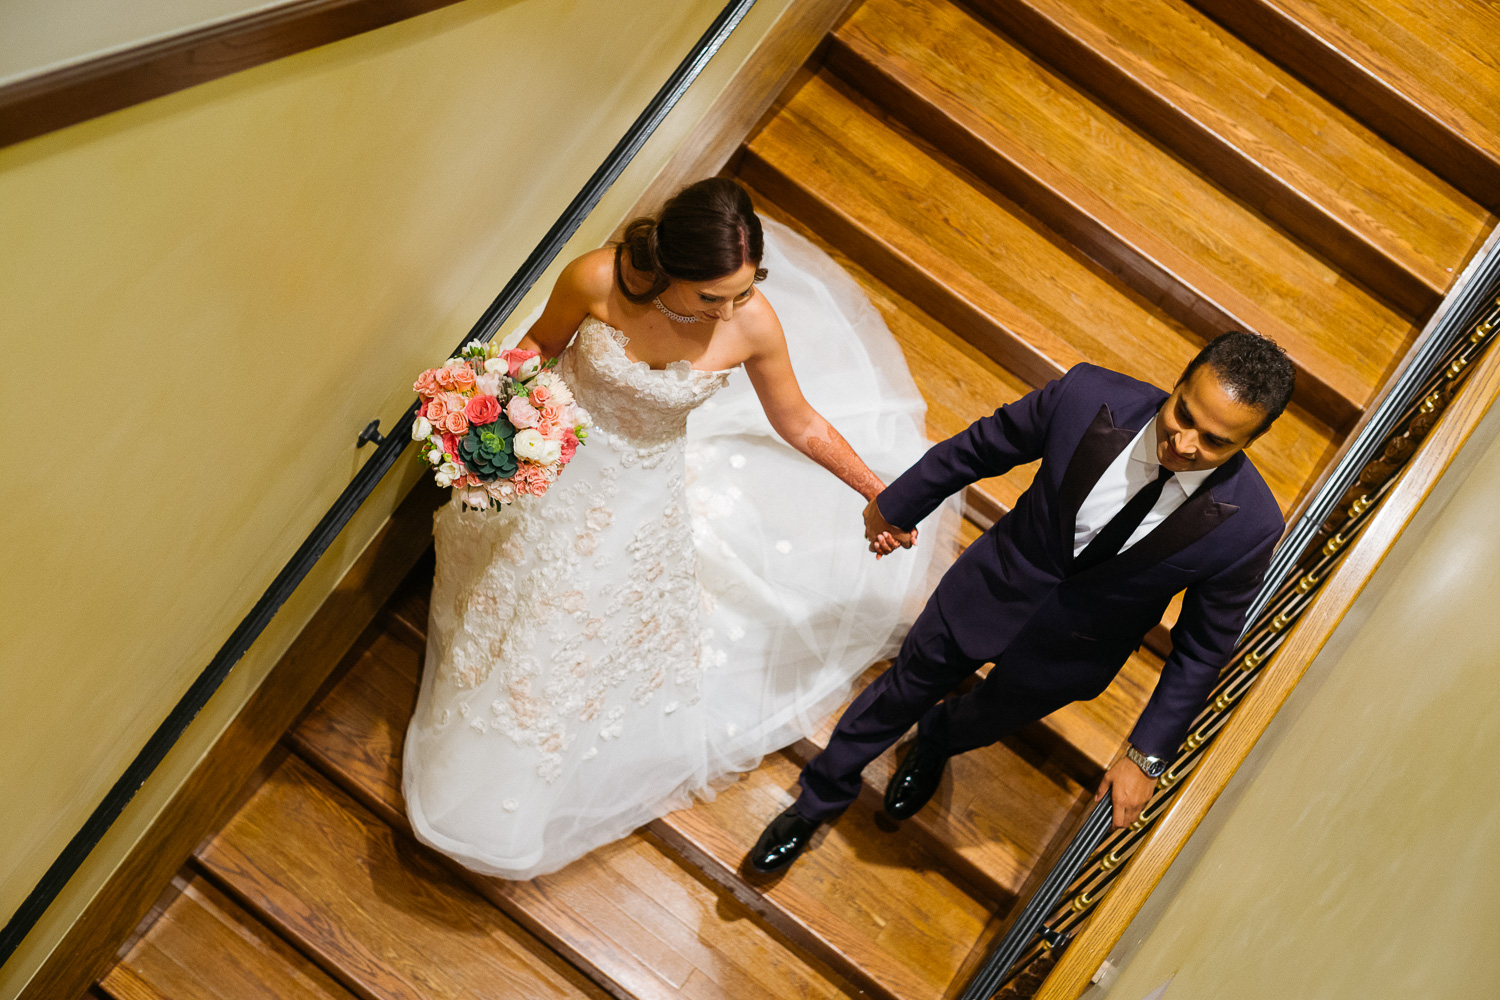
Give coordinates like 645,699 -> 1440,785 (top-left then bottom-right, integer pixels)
1057,405 -> 1134,561
1070,459 -> 1241,583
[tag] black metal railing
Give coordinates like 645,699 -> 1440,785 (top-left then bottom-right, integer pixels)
959,235 -> 1500,1000
0,0 -> 757,968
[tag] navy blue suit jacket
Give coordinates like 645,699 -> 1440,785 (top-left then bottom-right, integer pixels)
879,364 -> 1283,758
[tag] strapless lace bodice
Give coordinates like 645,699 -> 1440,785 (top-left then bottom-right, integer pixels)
557,316 -> 733,447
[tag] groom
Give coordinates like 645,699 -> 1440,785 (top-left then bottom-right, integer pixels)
750,332 -> 1293,873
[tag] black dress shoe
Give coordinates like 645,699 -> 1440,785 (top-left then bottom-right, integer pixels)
884,738 -> 949,820
748,806 -> 820,874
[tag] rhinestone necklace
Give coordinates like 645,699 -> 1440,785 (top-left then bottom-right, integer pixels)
653,295 -> 701,324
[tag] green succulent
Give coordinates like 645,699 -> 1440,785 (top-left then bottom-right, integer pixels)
460,417 -> 518,480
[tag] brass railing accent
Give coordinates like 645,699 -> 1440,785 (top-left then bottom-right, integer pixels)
989,293 -> 1500,998
954,272 -> 1500,1000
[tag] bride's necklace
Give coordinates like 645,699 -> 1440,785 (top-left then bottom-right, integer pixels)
653,294 -> 700,324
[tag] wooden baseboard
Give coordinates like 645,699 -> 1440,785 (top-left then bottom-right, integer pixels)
0,0 -> 471,151
17,482 -> 442,1000
623,0 -> 855,226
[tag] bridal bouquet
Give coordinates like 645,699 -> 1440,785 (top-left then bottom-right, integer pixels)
410,341 -> 591,510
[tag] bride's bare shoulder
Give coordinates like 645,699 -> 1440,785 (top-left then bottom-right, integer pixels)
557,248 -> 618,304
737,288 -> 787,353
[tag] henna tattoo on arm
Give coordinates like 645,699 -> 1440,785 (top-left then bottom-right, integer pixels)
803,418 -> 885,500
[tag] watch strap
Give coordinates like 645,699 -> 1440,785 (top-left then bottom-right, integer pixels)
1126,745 -> 1167,777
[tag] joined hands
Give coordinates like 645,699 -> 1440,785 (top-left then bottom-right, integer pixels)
863,497 -> 918,559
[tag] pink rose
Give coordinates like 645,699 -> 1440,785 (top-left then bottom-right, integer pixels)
535,420 -> 557,440
529,385 -> 552,407
414,369 -> 441,395
560,429 -> 579,465
539,403 -> 561,425
463,394 -> 501,426
440,391 -> 467,414
512,463 -> 550,496
443,410 -> 469,436
426,395 -> 448,422
450,363 -> 477,392
504,348 -> 539,378
434,365 -> 457,390
506,396 -> 540,429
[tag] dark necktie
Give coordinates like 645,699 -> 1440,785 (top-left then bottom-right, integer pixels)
1074,465 -> 1175,572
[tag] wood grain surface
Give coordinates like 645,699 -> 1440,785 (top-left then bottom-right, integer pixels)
289,620 -> 862,1000
831,0 -> 1426,426
104,873 -> 355,1000
1190,0 -> 1500,211
197,754 -> 611,1000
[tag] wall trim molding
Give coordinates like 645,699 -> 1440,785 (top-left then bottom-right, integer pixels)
0,0 -> 471,151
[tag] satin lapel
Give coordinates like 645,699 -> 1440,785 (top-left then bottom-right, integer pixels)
1057,405 -> 1135,562
1071,461 -> 1241,583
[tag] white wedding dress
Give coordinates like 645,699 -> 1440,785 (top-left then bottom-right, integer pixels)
403,218 -> 960,879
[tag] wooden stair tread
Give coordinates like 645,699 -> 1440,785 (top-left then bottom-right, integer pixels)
754,190 -> 1039,514
103,873 -> 355,1000
744,70 -> 1333,512
289,627 -> 860,1000
965,0 -> 1489,306
790,664 -> 1087,902
1248,0 -> 1500,175
196,754 -> 608,1000
650,751 -> 991,1000
834,0 -> 1425,410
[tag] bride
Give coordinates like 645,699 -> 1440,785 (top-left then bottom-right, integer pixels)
403,178 -> 958,879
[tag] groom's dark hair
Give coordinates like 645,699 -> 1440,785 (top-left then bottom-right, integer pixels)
615,178 -> 768,304
1181,332 -> 1296,436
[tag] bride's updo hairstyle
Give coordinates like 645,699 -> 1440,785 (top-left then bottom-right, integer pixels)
614,177 -> 769,304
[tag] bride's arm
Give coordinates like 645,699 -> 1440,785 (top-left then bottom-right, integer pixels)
740,308 -> 885,503
515,251 -> 612,359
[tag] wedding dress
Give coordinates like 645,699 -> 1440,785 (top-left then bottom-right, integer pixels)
403,218 -> 960,879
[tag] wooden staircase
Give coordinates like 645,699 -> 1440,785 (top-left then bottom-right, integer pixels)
93,0 -> 1495,998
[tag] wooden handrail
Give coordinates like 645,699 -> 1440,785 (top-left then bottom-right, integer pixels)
1029,305 -> 1500,998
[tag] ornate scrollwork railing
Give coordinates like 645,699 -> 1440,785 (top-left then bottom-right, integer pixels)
955,243 -> 1500,1000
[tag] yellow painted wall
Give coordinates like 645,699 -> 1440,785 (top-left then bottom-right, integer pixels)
0,0 -> 794,993
1099,394 -> 1500,999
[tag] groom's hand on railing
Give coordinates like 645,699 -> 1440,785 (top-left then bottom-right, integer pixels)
1095,755 -> 1155,829
863,497 -> 917,559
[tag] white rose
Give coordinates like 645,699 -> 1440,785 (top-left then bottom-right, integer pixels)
573,408 -> 593,430
513,428 -> 546,461
516,355 -> 542,380
537,439 -> 563,466
483,357 -> 508,374
411,415 -> 432,440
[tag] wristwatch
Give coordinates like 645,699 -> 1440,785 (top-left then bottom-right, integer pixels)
1125,745 -> 1168,778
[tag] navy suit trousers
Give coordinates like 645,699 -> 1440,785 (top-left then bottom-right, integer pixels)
794,600 -> 1075,822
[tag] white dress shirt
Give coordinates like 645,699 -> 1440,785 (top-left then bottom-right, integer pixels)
1073,416 -> 1212,557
